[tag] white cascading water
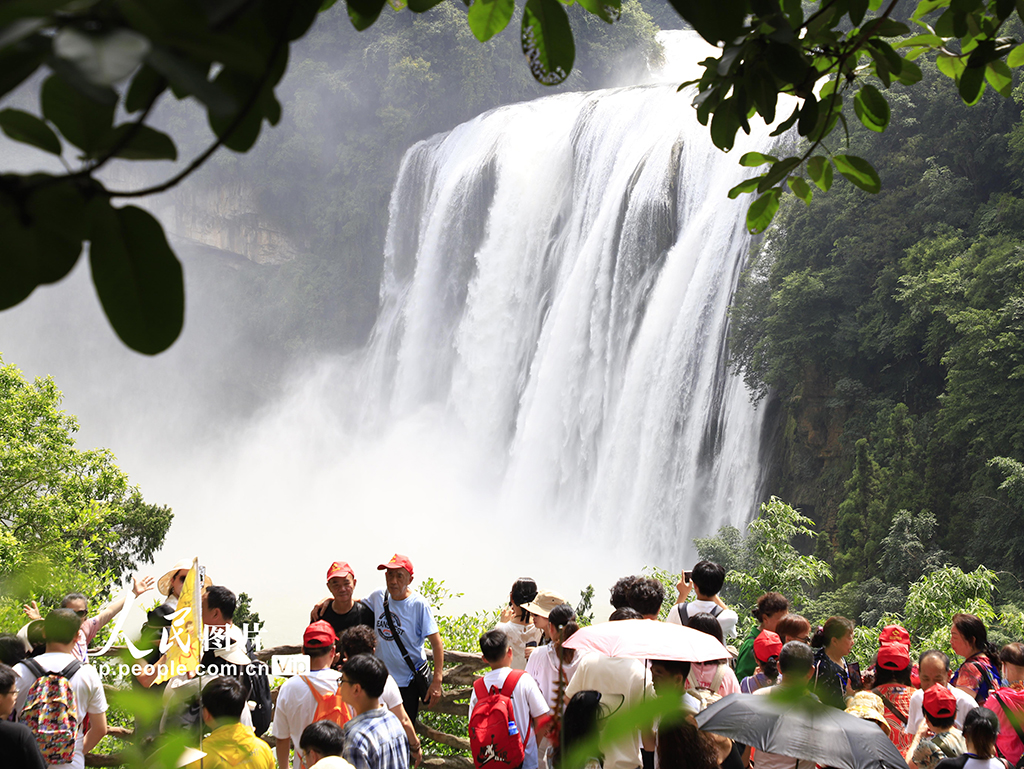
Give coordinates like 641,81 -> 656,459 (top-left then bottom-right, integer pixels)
359,33 -> 776,563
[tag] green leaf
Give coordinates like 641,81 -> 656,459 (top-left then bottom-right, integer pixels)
936,53 -> 965,81
124,65 -> 166,113
40,74 -> 116,154
52,28 -> 150,87
728,176 -> 762,199
739,152 -> 777,167
746,189 -> 781,234
1009,44 -> 1024,68
853,84 -> 890,132
797,94 -> 819,137
807,156 -> 833,192
145,48 -> 235,118
0,0 -> 72,29
208,47 -> 287,152
765,42 -> 811,86
833,154 -> 881,193
346,0 -> 388,30
769,105 -> 799,137
896,33 -> 945,49
958,64 -> 985,104
577,0 -> 620,23
27,180 -> 86,284
709,99 -> 741,151
985,60 -> 1012,96
759,156 -> 801,192
788,176 -> 812,205
663,0 -> 746,44
95,124 -> 178,161
408,0 -> 446,9
896,59 -> 923,84
0,108 -> 61,155
871,19 -> 911,36
0,192 -> 38,309
0,36 -> 48,100
87,201 -> 185,355
521,0 -> 575,86
468,0 -> 516,42
849,0 -> 869,25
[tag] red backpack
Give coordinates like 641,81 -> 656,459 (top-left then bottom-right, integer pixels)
469,670 -> 530,768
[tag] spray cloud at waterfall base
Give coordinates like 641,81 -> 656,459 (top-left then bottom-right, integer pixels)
0,35 -> 778,642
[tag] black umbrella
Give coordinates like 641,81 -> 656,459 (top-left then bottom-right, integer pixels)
695,691 -> 908,769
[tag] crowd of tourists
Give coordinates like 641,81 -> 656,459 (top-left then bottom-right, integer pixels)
2,554 -> 1024,769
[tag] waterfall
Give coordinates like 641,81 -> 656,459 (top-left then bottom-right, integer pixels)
359,47 -> 775,564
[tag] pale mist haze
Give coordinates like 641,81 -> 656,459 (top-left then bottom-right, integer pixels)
1,30 -> 760,646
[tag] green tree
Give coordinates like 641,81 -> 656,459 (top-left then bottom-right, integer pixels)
694,496 -> 833,621
0,354 -> 171,629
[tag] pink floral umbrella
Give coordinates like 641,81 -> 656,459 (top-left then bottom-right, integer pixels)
562,619 -> 731,661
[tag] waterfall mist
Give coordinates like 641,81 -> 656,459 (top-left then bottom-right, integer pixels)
0,33 -> 775,642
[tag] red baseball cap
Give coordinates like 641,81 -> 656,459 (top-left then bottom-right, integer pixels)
326,561 -> 355,581
304,620 -> 337,648
754,630 -> 783,663
378,553 -> 414,576
877,642 -> 911,670
878,625 -> 910,646
923,684 -> 957,720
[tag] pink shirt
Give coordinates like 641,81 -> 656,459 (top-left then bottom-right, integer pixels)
72,617 -> 100,663
984,686 -> 1024,766
688,662 -> 741,697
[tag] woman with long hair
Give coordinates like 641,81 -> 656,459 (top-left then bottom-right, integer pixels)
983,643 -> 1024,767
739,630 -> 782,693
951,614 -> 1003,705
811,616 -> 855,709
873,642 -> 917,757
527,604 -> 580,769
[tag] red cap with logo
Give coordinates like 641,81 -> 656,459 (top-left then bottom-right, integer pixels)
877,642 -> 911,670
923,684 -> 957,720
754,630 -> 783,663
878,624 -> 910,646
378,553 -> 414,576
304,620 -> 337,648
326,561 -> 355,581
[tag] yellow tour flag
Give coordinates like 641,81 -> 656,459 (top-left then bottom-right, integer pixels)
154,558 -> 204,684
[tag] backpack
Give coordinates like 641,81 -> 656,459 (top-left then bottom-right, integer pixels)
686,664 -> 726,712
20,657 -> 83,765
954,657 -> 1002,705
470,670 -> 529,769
993,692 -> 1024,769
677,603 -> 724,627
300,675 -> 353,728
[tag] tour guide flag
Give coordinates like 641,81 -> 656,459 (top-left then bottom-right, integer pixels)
154,557 -> 204,684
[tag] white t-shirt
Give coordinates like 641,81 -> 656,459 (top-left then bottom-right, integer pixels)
905,682 -> 978,733
380,674 -> 402,711
272,668 -> 344,769
525,643 -> 580,709
469,667 -> 550,769
14,652 -> 108,769
495,622 -> 544,670
565,654 -> 654,769
665,599 -> 739,638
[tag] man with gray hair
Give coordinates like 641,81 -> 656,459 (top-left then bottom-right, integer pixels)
905,650 -> 977,733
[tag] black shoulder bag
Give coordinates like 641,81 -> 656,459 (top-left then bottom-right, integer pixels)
383,592 -> 433,703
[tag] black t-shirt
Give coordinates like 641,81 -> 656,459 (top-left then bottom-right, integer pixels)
322,600 -> 374,637
0,720 -> 46,769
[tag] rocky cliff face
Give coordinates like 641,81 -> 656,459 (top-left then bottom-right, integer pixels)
765,364 -> 850,538
156,181 -> 305,265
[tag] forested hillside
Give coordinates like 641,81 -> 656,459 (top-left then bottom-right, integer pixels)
728,47 -> 1024,614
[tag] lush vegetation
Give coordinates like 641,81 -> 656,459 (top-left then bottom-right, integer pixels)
0,355 -> 171,631
728,42 -> 1024,611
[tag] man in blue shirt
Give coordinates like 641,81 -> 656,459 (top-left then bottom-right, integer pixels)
364,554 -> 444,722
340,654 -> 410,769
